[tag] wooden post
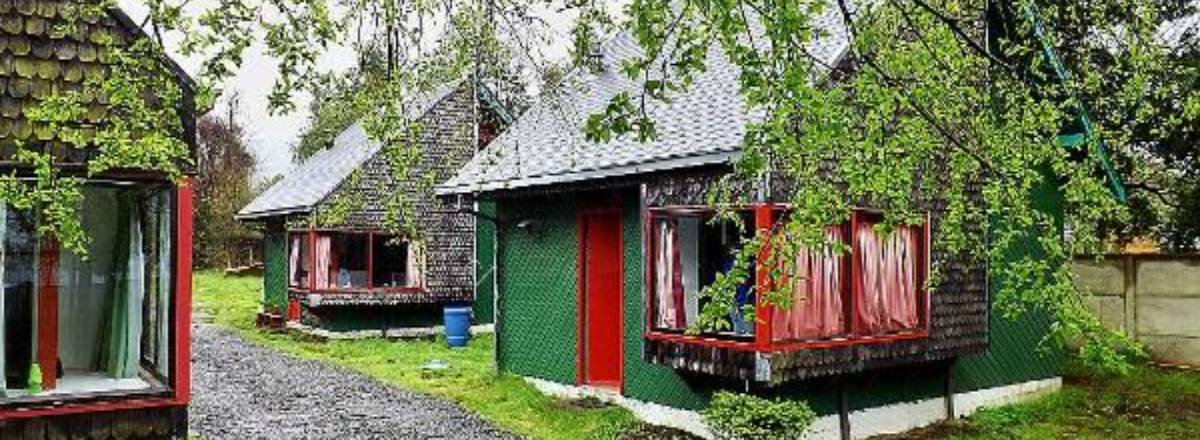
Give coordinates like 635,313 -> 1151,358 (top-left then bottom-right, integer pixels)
945,358 -> 957,420
838,377 -> 851,440
174,180 -> 194,404
754,205 -> 773,350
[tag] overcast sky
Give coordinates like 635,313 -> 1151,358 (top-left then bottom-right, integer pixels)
118,1 -> 592,182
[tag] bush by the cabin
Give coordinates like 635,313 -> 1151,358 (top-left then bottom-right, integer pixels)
702,391 -> 816,440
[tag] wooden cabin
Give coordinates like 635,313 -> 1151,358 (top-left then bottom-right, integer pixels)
237,81 -> 510,335
0,2 -> 195,437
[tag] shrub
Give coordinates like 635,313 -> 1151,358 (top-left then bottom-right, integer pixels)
702,391 -> 816,440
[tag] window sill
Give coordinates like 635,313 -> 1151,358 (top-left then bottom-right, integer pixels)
289,288 -> 471,307
290,287 -> 426,295
0,385 -> 173,411
644,328 -> 930,353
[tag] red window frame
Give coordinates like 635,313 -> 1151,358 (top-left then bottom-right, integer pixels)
286,228 -> 425,294
0,180 -> 192,418
643,204 -> 932,353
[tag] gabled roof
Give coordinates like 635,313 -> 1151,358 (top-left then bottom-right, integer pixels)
237,82 -> 460,220
437,8 -> 851,196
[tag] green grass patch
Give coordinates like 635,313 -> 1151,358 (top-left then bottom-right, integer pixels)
874,362 -> 1200,440
193,272 -> 641,440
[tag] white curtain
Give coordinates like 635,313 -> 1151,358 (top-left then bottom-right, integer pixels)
58,189 -> 118,373
117,201 -> 146,378
677,218 -> 701,326
156,191 -> 171,376
289,236 -> 301,285
406,240 -> 424,288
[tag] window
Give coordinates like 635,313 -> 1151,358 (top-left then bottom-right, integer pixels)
329,233 -> 369,289
372,235 -> 410,288
2,184 -> 174,401
771,226 -> 849,341
288,231 -> 424,292
771,210 -> 928,343
289,233 -> 309,288
649,209 -> 756,336
648,206 -> 929,347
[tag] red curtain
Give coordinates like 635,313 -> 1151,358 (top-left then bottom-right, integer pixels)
772,227 -> 846,341
853,221 -> 921,335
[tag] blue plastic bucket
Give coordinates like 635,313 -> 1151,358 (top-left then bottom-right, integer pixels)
443,306 -> 472,348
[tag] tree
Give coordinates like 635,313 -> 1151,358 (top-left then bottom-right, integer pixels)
194,112 -> 257,269
582,0 -> 1196,372
15,0 -> 1190,374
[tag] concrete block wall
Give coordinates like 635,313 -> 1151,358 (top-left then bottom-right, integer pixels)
1073,255 -> 1200,366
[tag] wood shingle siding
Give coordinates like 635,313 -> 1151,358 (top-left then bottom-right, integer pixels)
305,85 -> 480,304
0,0 -> 195,168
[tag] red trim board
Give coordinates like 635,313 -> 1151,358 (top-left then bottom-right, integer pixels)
174,180 -> 193,405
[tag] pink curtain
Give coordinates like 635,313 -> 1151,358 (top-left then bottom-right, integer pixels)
772,227 -> 846,341
882,227 -> 920,330
289,236 -> 301,285
314,235 -> 332,289
654,220 -> 677,329
853,222 -> 920,335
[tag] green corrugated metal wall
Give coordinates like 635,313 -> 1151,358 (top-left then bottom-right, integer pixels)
954,308 -> 1061,392
474,201 -> 497,324
496,196 -> 579,384
263,224 -> 289,314
618,192 -> 714,410
955,172 -> 1065,391
494,188 -> 1062,413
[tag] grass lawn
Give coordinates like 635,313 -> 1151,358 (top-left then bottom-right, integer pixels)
878,363 -> 1200,440
196,272 -> 1200,440
193,272 -> 641,440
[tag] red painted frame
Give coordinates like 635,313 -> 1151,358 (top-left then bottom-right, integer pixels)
37,238 -> 60,390
575,207 -> 625,392
0,179 -> 193,420
642,204 -> 933,354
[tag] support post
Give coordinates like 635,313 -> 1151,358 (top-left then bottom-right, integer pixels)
839,377 -> 851,440
945,358 -> 958,420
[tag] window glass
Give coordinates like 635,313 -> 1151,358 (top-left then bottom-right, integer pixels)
330,233 -> 368,289
371,235 -> 409,288
3,184 -> 173,401
651,210 -> 755,336
2,206 -> 36,397
289,233 -> 309,287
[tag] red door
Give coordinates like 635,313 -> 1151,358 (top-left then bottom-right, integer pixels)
580,210 -> 623,389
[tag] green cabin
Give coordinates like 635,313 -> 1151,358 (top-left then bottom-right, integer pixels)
436,5 -> 1120,439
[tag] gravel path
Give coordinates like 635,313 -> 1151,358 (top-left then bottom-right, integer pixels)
189,320 -> 516,440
